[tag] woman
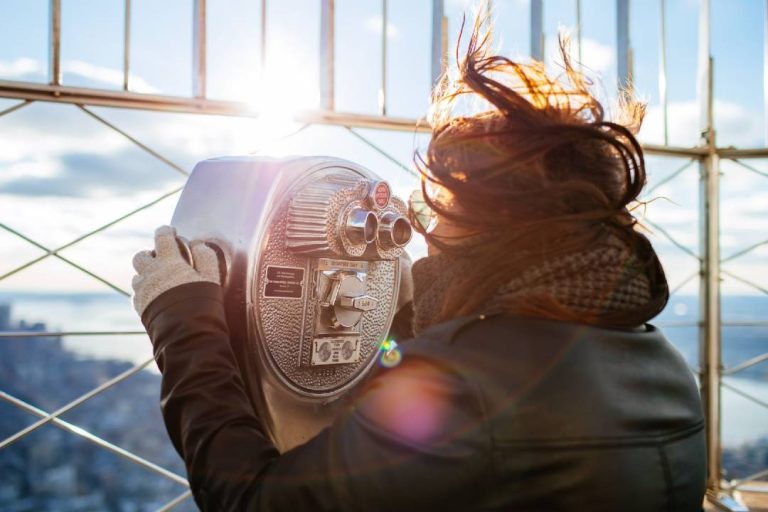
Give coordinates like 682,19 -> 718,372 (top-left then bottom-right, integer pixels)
132,18 -> 705,512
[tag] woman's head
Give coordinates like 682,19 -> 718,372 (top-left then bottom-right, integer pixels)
409,14 -> 667,328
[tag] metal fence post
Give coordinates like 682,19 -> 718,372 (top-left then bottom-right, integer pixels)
193,0 -> 207,98
49,0 -> 61,86
530,0 -> 544,61
320,0 -> 335,111
696,0 -> 726,500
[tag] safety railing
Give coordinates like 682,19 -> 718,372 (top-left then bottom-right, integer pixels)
1,0 -> 767,510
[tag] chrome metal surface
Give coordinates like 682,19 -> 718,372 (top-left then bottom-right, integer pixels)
660,0 -> 669,144
124,0 -> 131,90
345,208 -> 378,245
576,0 -> 582,64
380,0 -> 388,116
617,0 -> 631,91
698,0 -> 722,489
431,0 -> 445,85
49,0 -> 61,86
171,157 -> 408,450
377,212 -> 412,249
193,0 -> 207,98
320,0 -> 335,110
530,0 -> 544,61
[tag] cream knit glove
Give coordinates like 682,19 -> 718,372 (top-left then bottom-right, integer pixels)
132,226 -> 221,316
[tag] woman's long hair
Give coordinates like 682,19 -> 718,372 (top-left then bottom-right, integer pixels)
411,12 -> 668,327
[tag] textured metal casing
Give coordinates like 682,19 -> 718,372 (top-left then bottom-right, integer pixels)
171,156 -> 405,451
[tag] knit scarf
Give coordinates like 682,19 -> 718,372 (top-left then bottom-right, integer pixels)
411,235 -> 668,335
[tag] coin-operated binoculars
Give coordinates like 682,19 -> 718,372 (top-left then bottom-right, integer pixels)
171,156 -> 412,451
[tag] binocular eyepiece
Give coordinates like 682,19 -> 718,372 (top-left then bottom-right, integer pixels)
345,209 -> 413,251
287,178 -> 412,260
345,208 -> 378,246
377,212 -> 412,250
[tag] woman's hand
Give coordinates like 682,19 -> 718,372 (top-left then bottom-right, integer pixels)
131,225 -> 221,316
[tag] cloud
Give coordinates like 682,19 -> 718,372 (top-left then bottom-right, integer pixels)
0,58 -> 45,79
639,99 -> 763,148
0,57 -> 159,93
578,39 -> 615,75
61,60 -> 160,94
545,36 -> 615,76
0,150 -> 182,198
365,16 -> 400,38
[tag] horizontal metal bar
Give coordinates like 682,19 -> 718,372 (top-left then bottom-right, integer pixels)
0,390 -> 188,486
642,143 -> 707,157
156,490 -> 193,512
722,320 -> 768,327
721,147 -> 768,159
0,357 -> 155,450
0,80 -> 741,157
732,483 -> 768,493
723,352 -> 768,376
0,79 -> 422,131
654,321 -> 701,328
0,331 -> 146,338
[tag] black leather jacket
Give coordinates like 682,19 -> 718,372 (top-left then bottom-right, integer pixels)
143,282 -> 706,511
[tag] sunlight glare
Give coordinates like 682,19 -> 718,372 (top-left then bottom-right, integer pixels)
248,46 -> 320,143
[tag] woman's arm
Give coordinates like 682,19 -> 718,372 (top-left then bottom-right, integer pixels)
143,281 -> 491,512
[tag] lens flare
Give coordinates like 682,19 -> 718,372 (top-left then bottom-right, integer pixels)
378,339 -> 402,368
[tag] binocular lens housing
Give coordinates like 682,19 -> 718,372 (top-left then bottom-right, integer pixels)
345,208 -> 379,245
378,212 -> 413,249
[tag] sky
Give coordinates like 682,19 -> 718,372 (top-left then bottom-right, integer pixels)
0,0 -> 766,304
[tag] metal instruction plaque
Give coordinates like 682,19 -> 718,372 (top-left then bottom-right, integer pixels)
264,266 -> 305,299
311,336 -> 362,366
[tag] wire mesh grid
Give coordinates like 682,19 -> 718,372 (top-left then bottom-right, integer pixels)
1,0 -> 767,509
0,98 -> 425,510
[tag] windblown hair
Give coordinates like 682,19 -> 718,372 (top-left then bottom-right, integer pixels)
412,14 -> 668,327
